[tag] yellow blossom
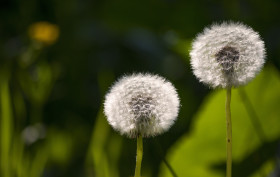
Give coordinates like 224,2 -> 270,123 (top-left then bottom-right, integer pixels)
28,22 -> 59,45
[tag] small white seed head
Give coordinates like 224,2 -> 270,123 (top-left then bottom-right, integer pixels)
190,22 -> 266,88
104,73 -> 180,138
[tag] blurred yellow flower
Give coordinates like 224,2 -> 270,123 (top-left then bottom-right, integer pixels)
28,22 -> 60,45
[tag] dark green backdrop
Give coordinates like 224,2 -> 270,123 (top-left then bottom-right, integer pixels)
0,0 -> 280,177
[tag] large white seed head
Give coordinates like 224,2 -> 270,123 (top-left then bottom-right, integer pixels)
104,73 -> 180,138
190,22 -> 266,88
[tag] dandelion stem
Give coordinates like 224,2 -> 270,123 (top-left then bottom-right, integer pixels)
162,157 -> 178,177
226,88 -> 232,177
238,88 -> 266,142
135,134 -> 143,177
154,140 -> 178,177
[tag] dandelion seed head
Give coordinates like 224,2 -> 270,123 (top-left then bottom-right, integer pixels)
104,73 -> 180,138
190,22 -> 265,88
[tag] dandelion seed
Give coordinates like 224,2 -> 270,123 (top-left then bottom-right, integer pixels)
190,22 -> 265,88
104,73 -> 180,138
189,21 -> 266,177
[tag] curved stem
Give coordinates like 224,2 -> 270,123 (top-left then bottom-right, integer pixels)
155,139 -> 178,177
238,88 -> 266,142
226,88 -> 232,177
134,134 -> 143,177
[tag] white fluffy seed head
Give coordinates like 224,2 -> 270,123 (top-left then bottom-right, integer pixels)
190,22 -> 266,88
104,73 -> 180,138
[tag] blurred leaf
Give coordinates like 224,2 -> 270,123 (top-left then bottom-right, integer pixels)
251,159 -> 275,177
212,139 -> 278,177
159,66 -> 280,177
86,108 -> 111,177
19,61 -> 54,105
47,129 -> 73,166
30,146 -> 48,177
13,89 -> 27,121
0,70 -> 13,177
11,136 -> 24,177
172,38 -> 192,58
86,71 -> 123,177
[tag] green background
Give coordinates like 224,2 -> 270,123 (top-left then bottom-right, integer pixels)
0,0 -> 280,176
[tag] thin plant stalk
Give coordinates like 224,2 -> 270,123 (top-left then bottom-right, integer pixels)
238,88 -> 266,141
134,134 -> 143,177
162,157 -> 178,177
155,140 -> 178,177
226,88 -> 232,177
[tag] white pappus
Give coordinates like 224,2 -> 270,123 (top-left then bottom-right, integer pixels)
190,22 -> 266,88
104,73 -> 180,138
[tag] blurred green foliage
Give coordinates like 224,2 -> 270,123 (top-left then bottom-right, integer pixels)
0,0 -> 280,177
159,66 -> 280,177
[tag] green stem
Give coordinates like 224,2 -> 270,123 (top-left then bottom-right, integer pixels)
226,88 -> 232,177
238,88 -> 266,142
155,139 -> 178,177
162,157 -> 178,177
134,134 -> 143,177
